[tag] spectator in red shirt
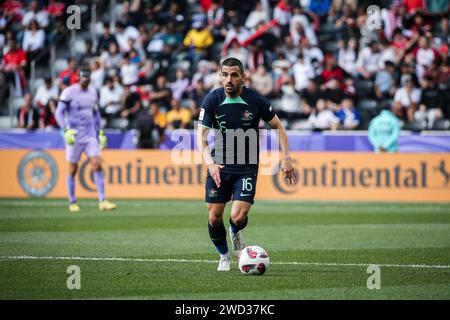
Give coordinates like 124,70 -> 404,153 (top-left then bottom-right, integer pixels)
403,0 -> 425,14
58,57 -> 78,85
45,0 -> 65,17
0,0 -> 24,24
1,38 -> 28,96
321,54 -> 344,88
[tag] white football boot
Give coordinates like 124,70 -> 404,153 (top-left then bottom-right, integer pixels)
229,226 -> 246,259
217,254 -> 231,272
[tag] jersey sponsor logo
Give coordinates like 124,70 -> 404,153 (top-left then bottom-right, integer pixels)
18,150 -> 59,197
199,108 -> 205,121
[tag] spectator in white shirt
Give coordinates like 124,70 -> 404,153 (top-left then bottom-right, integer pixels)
393,75 -> 421,122
223,21 -> 251,51
222,38 -> 249,68
120,52 -> 139,86
245,1 -> 269,32
292,53 -> 315,92
22,20 -> 46,61
338,38 -> 358,76
203,60 -> 222,91
190,60 -> 210,91
34,76 -> 58,130
273,0 -> 292,37
89,59 -> 105,91
115,22 -> 140,53
415,36 -> 438,78
283,35 -> 300,64
22,0 -> 49,28
278,76 -> 302,120
306,99 -> 340,131
100,42 -> 122,71
290,5 -> 317,46
300,37 -> 324,75
356,41 -> 383,79
34,76 -> 58,109
170,68 -> 190,101
250,64 -> 274,97
207,0 -> 225,39
100,76 -> 124,119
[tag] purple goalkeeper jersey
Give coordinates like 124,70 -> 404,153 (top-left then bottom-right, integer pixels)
55,84 -> 101,144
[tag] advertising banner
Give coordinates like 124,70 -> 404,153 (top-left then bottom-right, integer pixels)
1,150 -> 449,202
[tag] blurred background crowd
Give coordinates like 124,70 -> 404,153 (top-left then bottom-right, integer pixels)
0,0 -> 449,148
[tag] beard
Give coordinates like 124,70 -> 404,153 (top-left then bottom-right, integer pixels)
224,82 -> 242,96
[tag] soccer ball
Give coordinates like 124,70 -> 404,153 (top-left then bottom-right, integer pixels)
238,246 -> 270,275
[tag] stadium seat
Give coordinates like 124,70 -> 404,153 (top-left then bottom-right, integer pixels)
269,99 -> 282,110
55,59 -> 68,74
12,97 -> 25,111
320,22 -> 335,34
357,99 -> 377,110
180,99 -> 192,108
355,80 -> 374,99
378,99 -> 393,111
432,119 -> 450,130
74,39 -> 86,55
358,108 -> 378,130
323,41 -> 339,55
403,120 -> 427,132
107,118 -> 129,130
0,116 -> 12,128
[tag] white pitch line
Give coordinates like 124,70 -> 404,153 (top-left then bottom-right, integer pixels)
1,255 -> 449,270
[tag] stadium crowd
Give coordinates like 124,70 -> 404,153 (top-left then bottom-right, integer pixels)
1,0 -> 449,147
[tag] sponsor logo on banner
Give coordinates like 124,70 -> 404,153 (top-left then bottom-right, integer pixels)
271,157 -> 450,193
17,150 -> 58,197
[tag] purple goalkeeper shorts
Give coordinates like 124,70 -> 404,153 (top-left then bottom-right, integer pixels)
66,137 -> 100,163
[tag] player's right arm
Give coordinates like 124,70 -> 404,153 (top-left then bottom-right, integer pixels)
55,86 -> 71,129
196,93 -> 224,188
55,87 -> 76,144
197,125 -> 224,188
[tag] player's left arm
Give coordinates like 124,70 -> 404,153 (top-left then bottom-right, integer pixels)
94,101 -> 107,150
267,114 -> 297,184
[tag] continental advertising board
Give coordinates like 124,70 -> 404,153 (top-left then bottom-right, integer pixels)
1,150 -> 449,202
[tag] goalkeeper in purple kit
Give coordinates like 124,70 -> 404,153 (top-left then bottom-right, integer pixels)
55,69 -> 117,212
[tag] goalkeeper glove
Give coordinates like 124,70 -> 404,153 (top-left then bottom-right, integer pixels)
64,128 -> 77,145
98,129 -> 107,150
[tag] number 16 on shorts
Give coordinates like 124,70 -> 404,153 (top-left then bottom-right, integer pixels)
235,174 -> 257,203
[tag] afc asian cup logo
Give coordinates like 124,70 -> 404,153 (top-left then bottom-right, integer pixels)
18,150 -> 58,197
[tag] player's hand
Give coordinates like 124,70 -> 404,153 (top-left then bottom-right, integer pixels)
64,128 -> 77,145
281,156 -> 297,185
208,163 -> 224,188
98,129 -> 107,150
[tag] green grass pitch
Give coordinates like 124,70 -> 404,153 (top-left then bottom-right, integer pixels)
0,199 -> 449,299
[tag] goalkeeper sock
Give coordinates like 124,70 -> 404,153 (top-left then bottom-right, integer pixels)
208,222 -> 228,255
66,175 -> 76,204
229,216 -> 248,233
94,170 -> 106,202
